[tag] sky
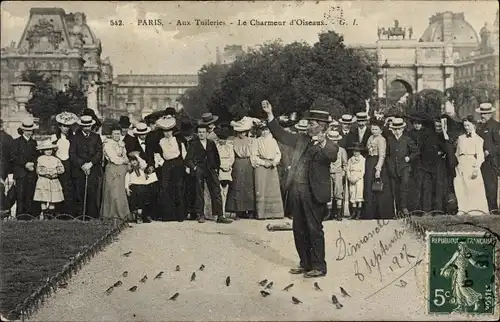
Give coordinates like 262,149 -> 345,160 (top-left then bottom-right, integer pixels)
1,1 -> 498,75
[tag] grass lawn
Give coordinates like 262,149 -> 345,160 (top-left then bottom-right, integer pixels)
0,220 -> 120,320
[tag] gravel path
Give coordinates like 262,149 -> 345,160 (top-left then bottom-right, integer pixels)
29,219 -> 498,321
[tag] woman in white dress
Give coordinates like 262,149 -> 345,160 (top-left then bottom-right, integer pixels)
453,116 -> 489,215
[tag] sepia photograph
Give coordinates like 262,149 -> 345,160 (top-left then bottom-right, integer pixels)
0,0 -> 499,321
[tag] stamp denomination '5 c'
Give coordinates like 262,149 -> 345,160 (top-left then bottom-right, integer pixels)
427,232 -> 496,315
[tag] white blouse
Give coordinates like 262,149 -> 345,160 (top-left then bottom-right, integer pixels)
103,140 -> 128,165
455,133 -> 485,170
159,137 -> 186,161
50,133 -> 70,161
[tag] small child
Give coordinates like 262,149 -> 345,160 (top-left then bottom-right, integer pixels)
215,124 -> 235,218
326,130 -> 347,221
33,140 -> 65,219
346,143 -> 366,220
125,153 -> 158,223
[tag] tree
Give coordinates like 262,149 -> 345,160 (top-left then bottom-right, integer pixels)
445,82 -> 499,117
413,89 -> 445,118
21,70 -> 86,133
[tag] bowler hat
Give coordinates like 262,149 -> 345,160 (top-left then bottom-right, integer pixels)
164,107 -> 177,117
119,116 -> 131,129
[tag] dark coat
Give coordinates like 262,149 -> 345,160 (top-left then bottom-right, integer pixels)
10,136 -> 38,180
145,130 -> 164,166
268,118 -> 338,204
0,130 -> 14,179
386,134 -> 419,177
184,138 -> 221,172
476,118 -> 500,175
124,135 -> 148,162
344,126 -> 371,157
69,132 -> 103,177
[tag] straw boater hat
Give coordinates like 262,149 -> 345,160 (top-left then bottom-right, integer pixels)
326,130 -> 342,141
133,122 -> 151,135
390,117 -> 406,129
339,114 -> 354,124
475,102 -> 495,114
348,142 -> 365,152
19,118 -> 39,131
55,112 -> 78,126
304,110 -> 331,123
355,112 -> 370,122
156,115 -> 176,131
36,139 -> 58,151
231,118 -> 253,132
77,115 -> 96,127
198,113 -> 219,126
295,119 -> 309,131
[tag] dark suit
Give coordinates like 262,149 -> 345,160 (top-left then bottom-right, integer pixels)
10,136 -> 39,216
476,118 -> 500,211
268,118 -> 338,274
69,131 -> 103,218
185,138 -> 223,217
124,135 -> 148,162
386,134 -> 419,212
345,126 -> 370,157
337,129 -> 351,149
180,136 -> 197,215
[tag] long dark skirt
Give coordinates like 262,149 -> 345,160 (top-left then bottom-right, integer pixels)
55,159 -> 75,214
225,157 -> 255,212
15,172 -> 39,217
361,156 -> 395,219
158,158 -> 186,221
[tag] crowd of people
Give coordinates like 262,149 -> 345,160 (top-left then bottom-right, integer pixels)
0,101 -> 499,224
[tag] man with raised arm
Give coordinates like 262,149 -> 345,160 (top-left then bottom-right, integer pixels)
262,100 -> 338,278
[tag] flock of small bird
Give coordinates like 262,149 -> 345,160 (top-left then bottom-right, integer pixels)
104,250 -> 352,309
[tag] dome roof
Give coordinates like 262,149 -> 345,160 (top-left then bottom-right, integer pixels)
420,12 -> 479,44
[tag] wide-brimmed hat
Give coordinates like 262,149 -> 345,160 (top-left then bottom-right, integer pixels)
406,111 -> 432,123
119,116 -> 131,129
77,115 -> 96,127
326,130 -> 342,141
198,112 -> 219,126
304,110 -> 331,123
390,117 -> 406,129
355,112 -> 370,122
231,118 -> 253,132
55,112 -> 78,126
294,119 -> 309,131
216,123 -> 232,140
475,102 -> 495,114
156,115 -> 176,131
133,122 -> 151,135
178,116 -> 195,135
19,118 -> 39,131
348,142 -> 365,152
36,139 -> 58,151
339,114 -> 354,124
164,107 -> 177,117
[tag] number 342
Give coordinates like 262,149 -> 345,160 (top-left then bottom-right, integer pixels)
110,20 -> 123,26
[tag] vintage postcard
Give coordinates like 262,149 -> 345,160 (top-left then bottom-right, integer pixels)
0,1 -> 499,321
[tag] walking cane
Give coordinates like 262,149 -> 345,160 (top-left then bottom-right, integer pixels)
83,173 -> 89,220
343,174 -> 350,218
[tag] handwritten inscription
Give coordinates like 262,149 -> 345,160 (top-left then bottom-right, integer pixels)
335,219 -> 390,260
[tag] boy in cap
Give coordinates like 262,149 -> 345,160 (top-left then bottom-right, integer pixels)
326,130 -> 348,221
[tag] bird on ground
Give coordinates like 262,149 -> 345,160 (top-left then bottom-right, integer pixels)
340,286 -> 351,297
122,251 -> 132,257
139,275 -> 148,283
258,279 -> 268,286
331,295 -> 343,309
122,271 -> 128,277
225,276 -> 231,286
169,292 -> 179,301
292,296 -> 302,304
314,282 -> 322,291
105,286 -> 114,295
190,272 -> 196,282
154,272 -> 164,279
260,290 -> 271,297
265,281 -> 273,289
199,264 -> 205,271
128,286 -> 137,292
175,265 -> 181,271
58,281 -> 68,288
283,283 -> 294,291
113,281 -> 122,287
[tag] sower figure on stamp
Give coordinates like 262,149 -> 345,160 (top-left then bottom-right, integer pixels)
185,121 -> 233,224
386,118 -> 419,216
475,103 -> 500,213
262,100 -> 338,278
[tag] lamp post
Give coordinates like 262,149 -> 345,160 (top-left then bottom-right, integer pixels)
382,59 -> 390,111
126,101 -> 137,124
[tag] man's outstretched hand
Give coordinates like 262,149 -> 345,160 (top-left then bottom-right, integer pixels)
261,100 -> 273,115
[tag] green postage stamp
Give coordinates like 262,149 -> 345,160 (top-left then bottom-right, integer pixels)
427,231 -> 497,315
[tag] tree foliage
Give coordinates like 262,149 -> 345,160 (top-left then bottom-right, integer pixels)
413,89 -> 445,118
445,82 -> 499,118
21,70 -> 86,133
180,31 -> 378,121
